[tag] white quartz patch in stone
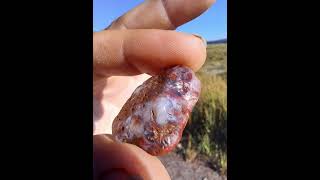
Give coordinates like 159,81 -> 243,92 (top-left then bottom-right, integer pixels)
152,97 -> 174,126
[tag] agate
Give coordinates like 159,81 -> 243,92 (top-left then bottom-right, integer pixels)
112,65 -> 201,155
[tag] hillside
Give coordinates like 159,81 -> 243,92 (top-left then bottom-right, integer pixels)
207,39 -> 227,44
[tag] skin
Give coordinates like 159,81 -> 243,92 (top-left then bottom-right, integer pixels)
93,0 -> 216,179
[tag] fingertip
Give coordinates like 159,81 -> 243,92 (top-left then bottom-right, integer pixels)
186,33 -> 207,72
94,30 -> 207,76
93,135 -> 170,180
124,30 -> 207,74
207,0 -> 217,6
167,32 -> 207,72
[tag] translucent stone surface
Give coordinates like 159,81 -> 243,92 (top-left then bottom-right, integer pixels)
112,65 -> 201,156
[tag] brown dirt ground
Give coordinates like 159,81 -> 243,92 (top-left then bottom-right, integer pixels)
158,152 -> 227,180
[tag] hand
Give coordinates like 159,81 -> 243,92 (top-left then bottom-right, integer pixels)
93,0 -> 215,179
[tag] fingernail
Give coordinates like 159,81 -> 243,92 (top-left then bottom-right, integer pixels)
192,34 -> 207,48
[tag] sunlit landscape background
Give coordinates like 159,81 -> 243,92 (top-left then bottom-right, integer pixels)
94,1 -> 227,179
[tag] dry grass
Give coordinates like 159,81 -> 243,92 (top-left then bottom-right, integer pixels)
200,44 -> 227,75
180,43 -> 227,175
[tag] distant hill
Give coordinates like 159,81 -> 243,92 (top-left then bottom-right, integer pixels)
207,38 -> 227,44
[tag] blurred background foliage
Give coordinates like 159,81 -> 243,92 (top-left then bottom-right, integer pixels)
177,43 -> 227,175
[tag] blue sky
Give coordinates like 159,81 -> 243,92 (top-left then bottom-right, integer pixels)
93,0 -> 227,41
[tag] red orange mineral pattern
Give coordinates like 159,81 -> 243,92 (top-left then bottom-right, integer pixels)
112,65 -> 201,156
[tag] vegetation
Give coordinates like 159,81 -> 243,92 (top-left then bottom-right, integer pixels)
178,43 -> 227,175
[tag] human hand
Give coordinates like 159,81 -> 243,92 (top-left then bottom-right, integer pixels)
93,0 -> 215,179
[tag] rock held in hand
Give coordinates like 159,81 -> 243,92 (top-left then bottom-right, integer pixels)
112,65 -> 201,156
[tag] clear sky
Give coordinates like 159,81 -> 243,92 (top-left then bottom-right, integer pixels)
93,0 -> 227,41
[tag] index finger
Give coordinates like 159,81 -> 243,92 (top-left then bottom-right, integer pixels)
107,0 -> 216,30
93,29 -> 207,77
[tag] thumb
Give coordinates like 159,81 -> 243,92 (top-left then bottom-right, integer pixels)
93,135 -> 171,180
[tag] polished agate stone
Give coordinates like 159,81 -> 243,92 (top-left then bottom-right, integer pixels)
112,65 -> 201,155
